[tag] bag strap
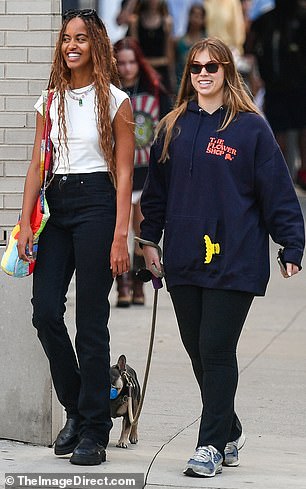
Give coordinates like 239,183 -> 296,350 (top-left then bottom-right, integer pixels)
40,90 -> 54,188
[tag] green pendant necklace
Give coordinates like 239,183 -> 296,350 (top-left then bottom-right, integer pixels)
67,83 -> 94,106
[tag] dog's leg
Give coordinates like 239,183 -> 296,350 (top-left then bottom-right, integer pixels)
129,399 -> 139,444
116,415 -> 131,449
129,422 -> 138,444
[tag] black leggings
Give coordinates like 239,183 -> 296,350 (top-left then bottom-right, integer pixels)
169,286 -> 254,454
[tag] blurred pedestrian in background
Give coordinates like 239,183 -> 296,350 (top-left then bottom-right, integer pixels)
114,36 -> 171,306
251,0 -> 306,186
167,0 -> 203,38
116,0 -> 140,34
129,0 -> 175,93
204,0 -> 246,55
240,0 -> 264,106
175,4 -> 207,89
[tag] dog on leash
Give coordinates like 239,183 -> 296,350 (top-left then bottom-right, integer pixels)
110,354 -> 141,448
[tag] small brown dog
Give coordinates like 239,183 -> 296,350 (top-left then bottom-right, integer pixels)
110,355 -> 141,448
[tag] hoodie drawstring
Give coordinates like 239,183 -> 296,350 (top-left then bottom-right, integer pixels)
189,106 -> 224,175
189,108 -> 203,175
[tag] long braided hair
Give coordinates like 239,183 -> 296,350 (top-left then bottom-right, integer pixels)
48,10 -> 120,180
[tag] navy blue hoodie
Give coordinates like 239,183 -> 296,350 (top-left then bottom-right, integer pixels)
140,101 -> 305,295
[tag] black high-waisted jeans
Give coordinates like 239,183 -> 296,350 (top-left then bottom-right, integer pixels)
32,172 -> 116,446
169,286 -> 254,454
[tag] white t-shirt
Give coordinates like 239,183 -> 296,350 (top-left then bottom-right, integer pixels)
34,83 -> 128,174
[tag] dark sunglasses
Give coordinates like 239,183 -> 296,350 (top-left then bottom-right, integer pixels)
190,62 -> 221,74
63,8 -> 98,21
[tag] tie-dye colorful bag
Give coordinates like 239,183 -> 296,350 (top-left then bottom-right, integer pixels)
1,90 -> 53,278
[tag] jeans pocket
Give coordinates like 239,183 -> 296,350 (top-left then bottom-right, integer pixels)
81,174 -> 115,198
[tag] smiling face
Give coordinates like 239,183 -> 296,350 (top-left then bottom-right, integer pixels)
190,48 -> 225,112
116,48 -> 139,87
61,17 -> 93,75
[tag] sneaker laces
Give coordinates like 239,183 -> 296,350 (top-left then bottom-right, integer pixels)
225,440 -> 238,454
193,445 -> 218,462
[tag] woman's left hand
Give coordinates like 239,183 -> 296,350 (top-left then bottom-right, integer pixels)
110,236 -> 130,277
281,263 -> 300,278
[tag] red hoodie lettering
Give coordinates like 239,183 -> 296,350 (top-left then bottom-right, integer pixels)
206,137 -> 237,161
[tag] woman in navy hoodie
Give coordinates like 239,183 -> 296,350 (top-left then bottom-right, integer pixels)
139,37 -> 304,478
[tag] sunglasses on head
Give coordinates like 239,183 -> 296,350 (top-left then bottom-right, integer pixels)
190,62 -> 221,74
63,8 -> 98,21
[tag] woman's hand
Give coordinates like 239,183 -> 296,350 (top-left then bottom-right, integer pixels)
280,263 -> 300,278
17,223 -> 34,262
110,236 -> 130,277
142,245 -> 163,278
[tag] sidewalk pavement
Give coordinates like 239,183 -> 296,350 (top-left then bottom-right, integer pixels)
1,202 -> 306,489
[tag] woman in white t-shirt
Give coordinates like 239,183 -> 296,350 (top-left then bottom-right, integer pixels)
17,9 -> 134,466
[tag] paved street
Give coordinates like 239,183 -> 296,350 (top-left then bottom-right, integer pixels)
1,195 -> 306,489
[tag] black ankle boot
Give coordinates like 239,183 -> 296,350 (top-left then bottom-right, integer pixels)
54,417 -> 80,455
70,437 -> 106,465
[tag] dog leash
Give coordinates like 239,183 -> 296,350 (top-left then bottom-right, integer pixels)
127,238 -> 164,426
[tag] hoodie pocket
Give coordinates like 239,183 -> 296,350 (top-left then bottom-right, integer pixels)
164,216 -> 221,275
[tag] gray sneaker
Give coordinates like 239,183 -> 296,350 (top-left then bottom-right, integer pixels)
184,445 -> 223,477
223,432 -> 246,467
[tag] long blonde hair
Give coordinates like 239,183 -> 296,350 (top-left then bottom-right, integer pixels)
157,37 -> 261,162
48,10 -> 120,180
